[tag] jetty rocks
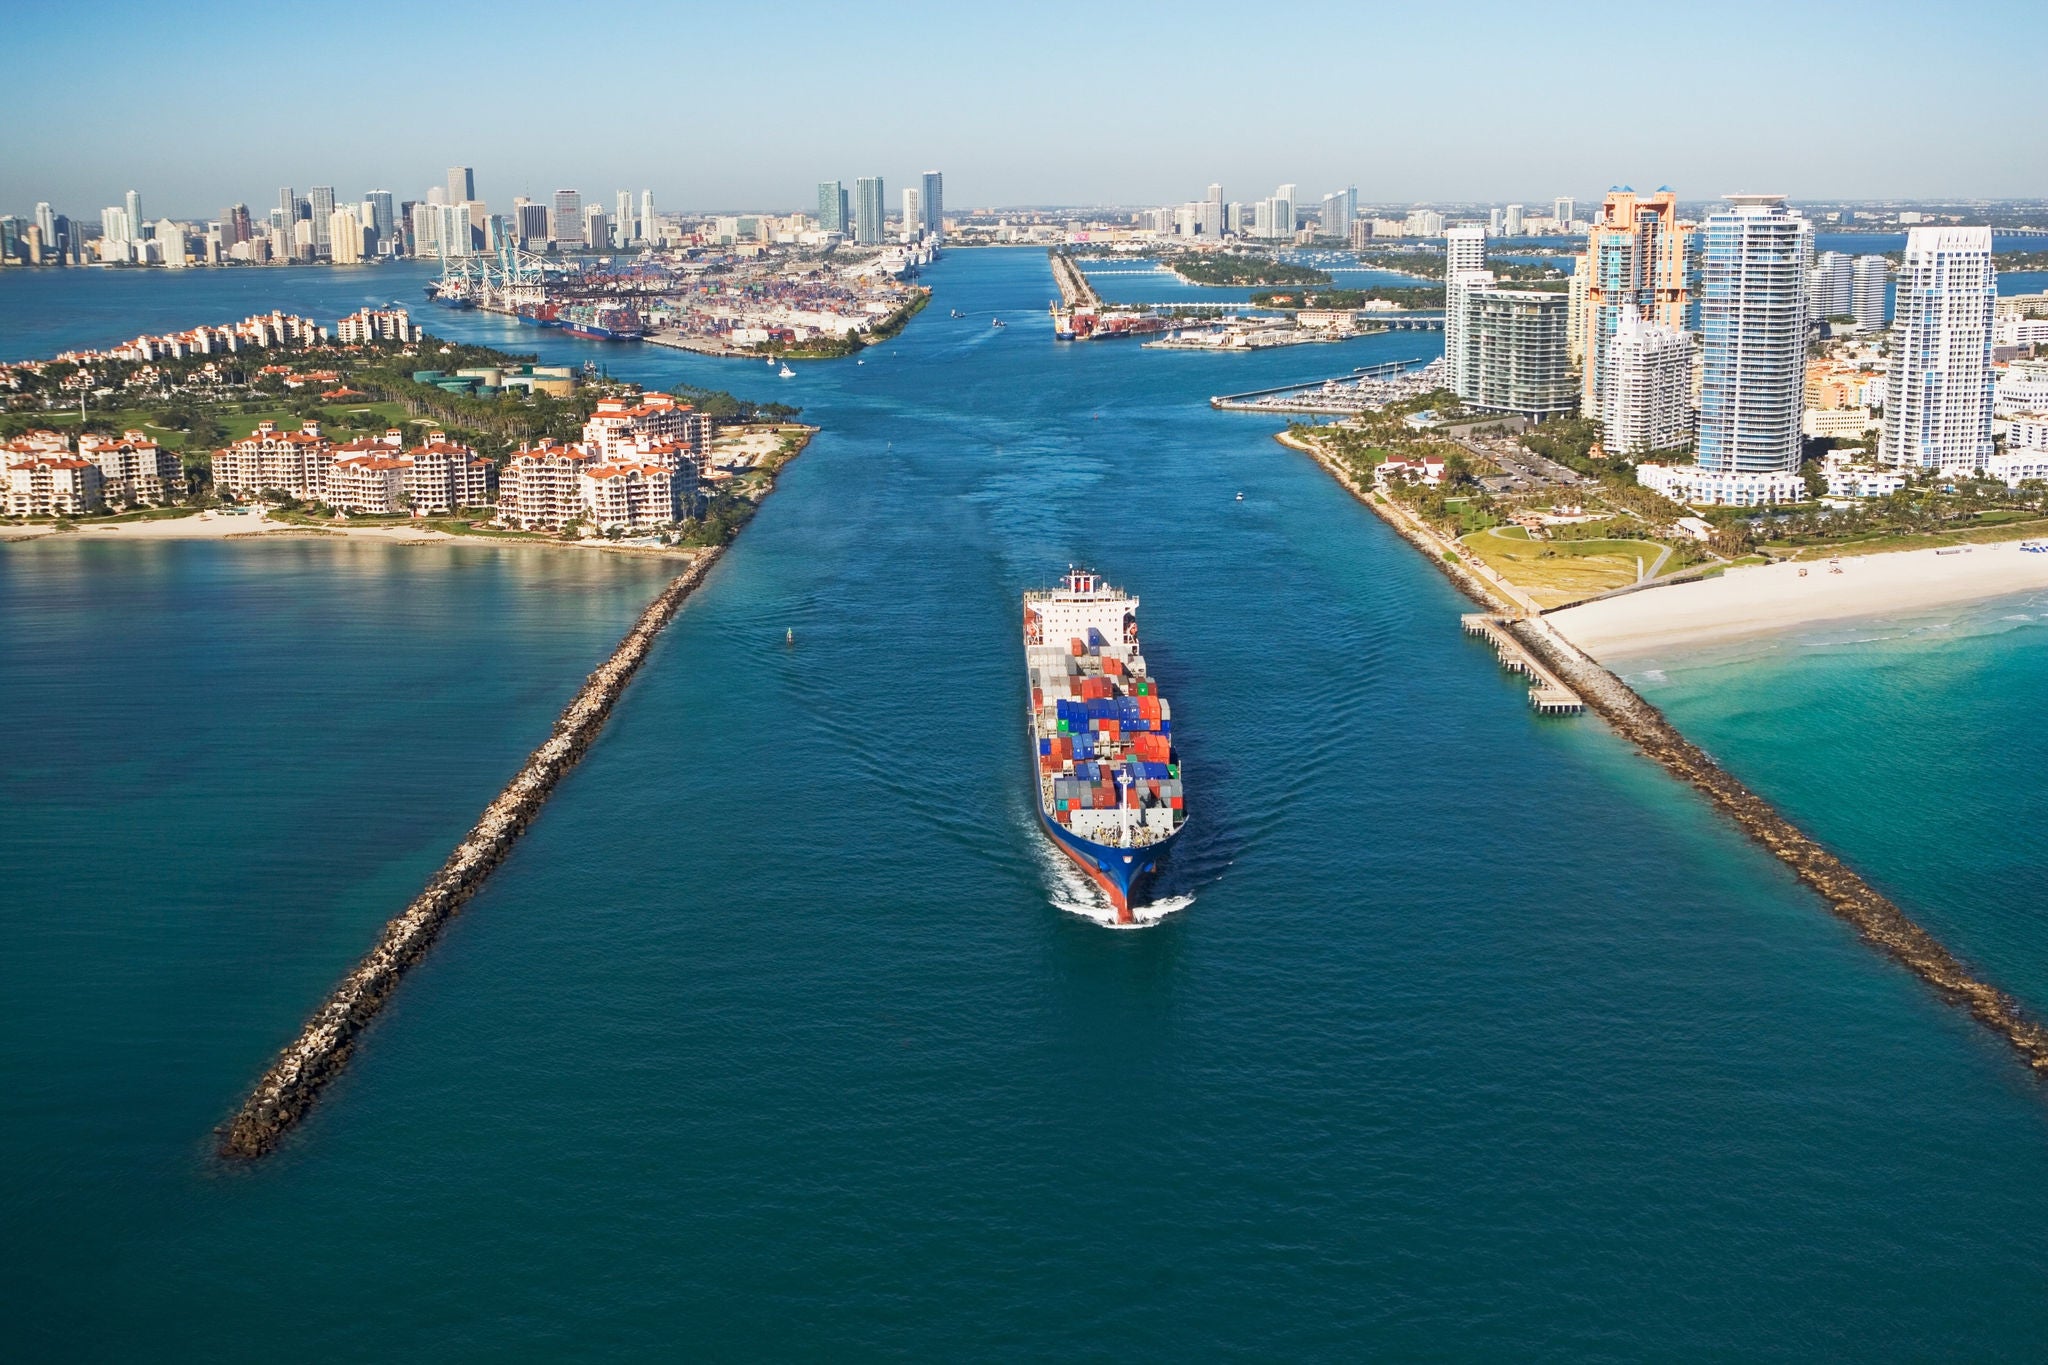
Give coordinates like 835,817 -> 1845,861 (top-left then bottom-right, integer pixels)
218,550 -> 720,1160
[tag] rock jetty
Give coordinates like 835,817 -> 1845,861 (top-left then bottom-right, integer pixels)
218,549 -> 721,1159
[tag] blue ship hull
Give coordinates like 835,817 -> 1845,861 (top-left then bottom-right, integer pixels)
1036,790 -> 1182,921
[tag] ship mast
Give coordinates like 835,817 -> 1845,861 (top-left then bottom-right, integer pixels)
1117,769 -> 1134,848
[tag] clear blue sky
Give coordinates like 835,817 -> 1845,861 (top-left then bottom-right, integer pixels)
5,0 -> 2041,219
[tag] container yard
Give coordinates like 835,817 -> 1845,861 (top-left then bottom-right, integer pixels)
1023,569 -> 1186,924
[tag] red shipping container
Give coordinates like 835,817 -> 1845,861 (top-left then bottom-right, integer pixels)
1070,638 -> 1086,656
1170,797 -> 1183,809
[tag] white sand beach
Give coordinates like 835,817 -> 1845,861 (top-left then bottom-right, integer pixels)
2,509 -> 696,556
1547,540 -> 2048,659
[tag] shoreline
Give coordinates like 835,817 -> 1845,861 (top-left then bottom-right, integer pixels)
3,511 -> 703,558
1548,542 -> 2048,660
1276,424 -> 2048,1083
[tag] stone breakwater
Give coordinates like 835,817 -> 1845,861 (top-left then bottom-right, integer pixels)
218,549 -> 722,1160
1282,428 -> 2048,1077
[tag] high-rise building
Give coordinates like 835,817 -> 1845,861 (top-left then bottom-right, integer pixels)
447,166 -> 475,207
1321,187 -> 1356,241
1852,255 -> 1889,332
583,204 -> 609,250
124,190 -> 142,237
1488,207 -> 1503,236
1553,196 -> 1574,227
817,180 -> 847,234
1878,226 -> 1996,471
515,199 -> 548,247
551,189 -> 582,244
309,186 -> 336,251
920,171 -> 944,235
1696,194 -> 1809,476
616,191 -> 634,244
36,202 -> 56,248
329,209 -> 364,265
1466,288 -> 1576,419
1600,309 -> 1693,454
100,205 -> 131,246
1577,190 -> 1696,417
365,191 -> 395,253
854,177 -> 884,245
156,218 -> 185,268
1504,203 -> 1525,237
1444,226 -> 1489,399
1809,252 -> 1853,320
1269,184 -> 1297,241
640,190 -> 655,245
435,201 -> 469,258
278,187 -> 296,232
902,187 -> 923,236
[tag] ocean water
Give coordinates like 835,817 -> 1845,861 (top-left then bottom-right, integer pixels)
6,250 -> 2048,1359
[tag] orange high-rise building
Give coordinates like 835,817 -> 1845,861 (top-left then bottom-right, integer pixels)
1577,190 -> 1695,413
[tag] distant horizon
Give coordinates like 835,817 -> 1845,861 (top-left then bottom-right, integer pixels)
5,0 -> 2042,217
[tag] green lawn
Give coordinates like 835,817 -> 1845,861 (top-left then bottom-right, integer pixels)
1459,527 -> 1674,607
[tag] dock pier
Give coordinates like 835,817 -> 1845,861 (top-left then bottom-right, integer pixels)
1461,614 -> 1584,714
217,549 -> 722,1160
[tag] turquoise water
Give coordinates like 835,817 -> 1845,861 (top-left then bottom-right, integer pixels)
7,251 -> 2048,1358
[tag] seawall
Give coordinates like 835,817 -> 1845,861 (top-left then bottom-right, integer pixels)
218,548 -> 722,1159
1280,428 -> 2048,1077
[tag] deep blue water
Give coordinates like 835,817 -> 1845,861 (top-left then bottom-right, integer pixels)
7,251 -> 2048,1360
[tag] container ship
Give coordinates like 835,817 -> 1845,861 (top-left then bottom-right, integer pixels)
556,301 -> 644,342
1024,569 -> 1186,923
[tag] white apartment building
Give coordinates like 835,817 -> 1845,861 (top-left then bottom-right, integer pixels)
1443,227 -> 1488,400
1600,309 -> 1693,455
1697,195 -> 1809,476
402,440 -> 494,513
1636,461 -> 1806,506
211,421 -> 334,500
335,308 -> 416,344
497,441 -> 595,530
1985,448 -> 2048,489
6,456 -> 106,516
325,454 -> 409,513
2004,411 -> 2048,451
581,463 -> 678,532
1879,226 -> 1996,472
78,430 -> 186,505
581,392 -> 709,460
1996,360 -> 2048,416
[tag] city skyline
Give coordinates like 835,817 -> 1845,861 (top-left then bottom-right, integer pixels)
4,0 -> 2044,215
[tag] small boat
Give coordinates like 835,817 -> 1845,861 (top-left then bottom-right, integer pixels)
1235,492 -> 1244,501
992,317 -> 1006,328
779,363 -> 795,378
766,355 -> 776,366
786,627 -> 795,645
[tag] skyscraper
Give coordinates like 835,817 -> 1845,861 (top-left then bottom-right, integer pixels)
902,187 -> 922,236
854,177 -> 884,245
920,170 -> 944,235
1444,226 -> 1490,400
1577,190 -> 1696,416
329,209 -> 364,265
1852,255 -> 1889,332
817,181 -> 847,234
309,186 -> 336,251
1600,309 -> 1693,454
1504,204 -> 1524,237
617,191 -> 635,244
1488,207 -> 1503,236
1696,194 -> 1808,476
551,190 -> 582,244
1878,226 -> 1996,471
447,166 -> 475,207
1269,184 -> 1297,241
1322,188 -> 1356,241
1553,196 -> 1574,227
1466,288 -> 1576,419
124,190 -> 142,238
515,200 -> 548,247
640,190 -> 655,245
583,204 -> 609,250
365,191 -> 396,254
35,201 -> 56,247
1809,252 -> 1853,320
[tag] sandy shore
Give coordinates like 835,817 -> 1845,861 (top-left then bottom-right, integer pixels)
1,510 -> 697,557
1548,540 -> 2048,659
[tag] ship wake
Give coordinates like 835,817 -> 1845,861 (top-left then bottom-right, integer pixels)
1032,837 -> 1192,930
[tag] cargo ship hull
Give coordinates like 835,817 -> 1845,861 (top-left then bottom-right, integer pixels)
559,322 -> 643,341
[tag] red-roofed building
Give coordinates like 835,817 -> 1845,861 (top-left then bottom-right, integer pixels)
79,430 -> 186,506
580,462 -> 678,532
497,440 -> 594,531
6,456 -> 106,516
212,420 -> 335,500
